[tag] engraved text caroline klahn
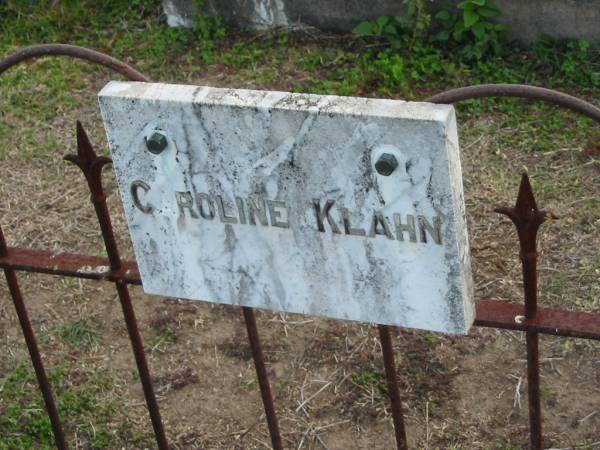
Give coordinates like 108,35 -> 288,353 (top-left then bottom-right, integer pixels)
130,180 -> 442,245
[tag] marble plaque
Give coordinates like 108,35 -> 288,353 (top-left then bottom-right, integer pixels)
99,81 -> 474,334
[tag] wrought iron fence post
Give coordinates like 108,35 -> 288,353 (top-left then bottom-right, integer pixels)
495,173 -> 556,450
0,225 -> 68,450
242,306 -> 283,450
378,324 -> 409,450
65,122 -> 169,450
2,43 -> 600,448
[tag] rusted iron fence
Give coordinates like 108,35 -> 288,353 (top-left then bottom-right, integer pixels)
1,44 -> 600,450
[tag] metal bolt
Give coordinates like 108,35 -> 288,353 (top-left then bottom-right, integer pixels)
145,131 -> 168,154
374,153 -> 398,176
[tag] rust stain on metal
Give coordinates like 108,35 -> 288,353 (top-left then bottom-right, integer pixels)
494,173 -> 556,450
0,226 -> 69,449
379,324 -> 409,450
242,307 -> 284,450
0,246 -> 142,284
3,247 -> 600,341
65,122 -> 169,450
2,41 -> 600,450
474,300 -> 600,340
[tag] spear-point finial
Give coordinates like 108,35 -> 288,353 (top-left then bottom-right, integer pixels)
495,173 -> 557,227
64,121 -> 111,198
514,172 -> 538,217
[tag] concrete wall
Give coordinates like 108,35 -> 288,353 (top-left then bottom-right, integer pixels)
162,0 -> 600,43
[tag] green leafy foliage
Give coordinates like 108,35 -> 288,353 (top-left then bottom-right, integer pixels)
352,0 -> 505,59
352,15 -> 409,49
1,2 -> 600,448
558,39 -> 600,85
434,0 -> 506,59
352,0 -> 432,49
403,0 -> 433,45
1,0 -> 598,111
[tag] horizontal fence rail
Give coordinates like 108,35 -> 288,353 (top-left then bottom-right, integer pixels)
2,248 -> 600,340
1,44 -> 599,450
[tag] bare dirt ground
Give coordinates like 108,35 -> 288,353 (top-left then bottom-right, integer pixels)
1,57 -> 600,450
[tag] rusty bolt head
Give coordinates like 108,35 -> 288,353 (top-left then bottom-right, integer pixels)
146,131 -> 168,154
374,153 -> 398,176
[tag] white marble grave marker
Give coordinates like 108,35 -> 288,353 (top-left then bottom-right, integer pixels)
99,81 -> 474,333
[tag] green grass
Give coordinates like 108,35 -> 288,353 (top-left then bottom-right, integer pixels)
147,328 -> 177,353
539,384 -> 558,403
0,1 -> 599,448
1,0 -> 598,95
352,364 -> 388,395
0,363 -> 122,449
1,0 -> 598,164
58,319 -> 100,350
423,332 -> 441,345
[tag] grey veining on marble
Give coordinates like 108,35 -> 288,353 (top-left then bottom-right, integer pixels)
99,81 -> 474,334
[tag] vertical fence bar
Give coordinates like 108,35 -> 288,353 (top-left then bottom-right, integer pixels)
496,173 -> 555,450
378,324 -> 409,450
3,45 -> 599,450
525,330 -> 541,449
114,280 -> 169,449
0,225 -> 69,450
65,122 -> 169,450
522,241 -> 542,450
242,306 -> 283,450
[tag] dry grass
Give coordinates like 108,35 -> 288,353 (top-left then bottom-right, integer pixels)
1,21 -> 600,450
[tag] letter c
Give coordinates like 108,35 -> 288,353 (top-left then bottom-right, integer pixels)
130,180 -> 154,214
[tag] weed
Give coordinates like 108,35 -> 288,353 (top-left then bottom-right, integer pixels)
275,377 -> 290,394
352,365 -> 388,395
58,319 -> 99,349
1,2 -> 599,448
0,363 -> 122,449
435,0 -> 506,59
403,0 -> 434,45
353,16 -> 407,49
539,384 -> 558,405
370,51 -> 409,89
424,333 -> 441,345
242,376 -> 258,391
147,329 -> 178,353
353,0 -> 432,50
548,271 -> 570,298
